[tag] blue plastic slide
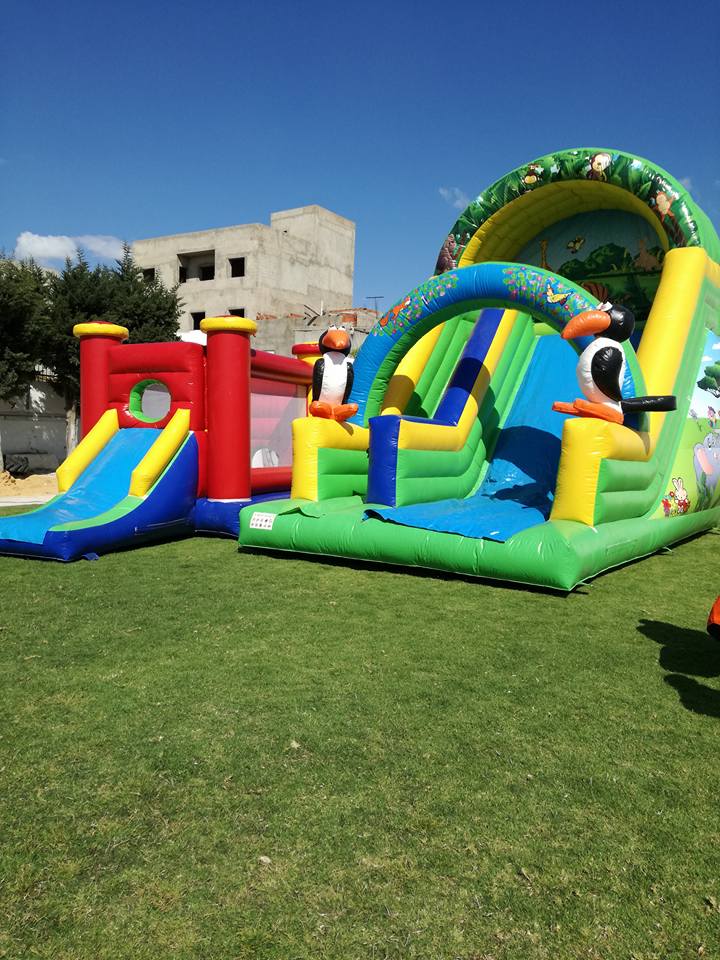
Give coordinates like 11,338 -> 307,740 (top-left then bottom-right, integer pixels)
368,335 -> 577,541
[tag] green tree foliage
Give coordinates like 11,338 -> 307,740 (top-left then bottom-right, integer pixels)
0,246 -> 182,458
40,252 -> 115,414
0,257 -> 53,469
104,244 -> 181,343
44,245 -> 181,413
0,258 -> 51,402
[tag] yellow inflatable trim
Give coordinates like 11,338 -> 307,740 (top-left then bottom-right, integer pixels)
56,409 -> 119,493
200,316 -> 258,335
397,310 -> 518,451
380,323 -> 445,416
73,322 -> 128,340
458,180 -> 668,268
707,255 -> 720,289
291,418 -> 369,501
637,247 -> 708,442
551,419 -> 653,525
129,408 -> 191,498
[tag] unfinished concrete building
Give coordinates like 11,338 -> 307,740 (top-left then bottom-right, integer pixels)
132,206 -> 356,342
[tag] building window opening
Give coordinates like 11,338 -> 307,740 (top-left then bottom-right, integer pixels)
228,308 -> 245,317
229,257 -> 246,278
191,312 -> 205,330
178,250 -> 215,284
142,268 -> 155,282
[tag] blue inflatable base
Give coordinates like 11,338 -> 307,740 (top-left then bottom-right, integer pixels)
193,491 -> 289,538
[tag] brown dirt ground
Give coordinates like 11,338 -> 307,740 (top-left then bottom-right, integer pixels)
0,471 -> 58,498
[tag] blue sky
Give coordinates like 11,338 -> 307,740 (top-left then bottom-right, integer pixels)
2,0 -> 719,311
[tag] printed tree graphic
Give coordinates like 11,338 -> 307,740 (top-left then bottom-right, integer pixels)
698,362 -> 720,398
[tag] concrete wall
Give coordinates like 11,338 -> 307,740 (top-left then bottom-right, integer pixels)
0,381 -> 68,471
133,206 -> 355,333
249,308 -> 378,356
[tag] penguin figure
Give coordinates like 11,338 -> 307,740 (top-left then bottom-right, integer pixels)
309,323 -> 358,423
552,301 -> 676,424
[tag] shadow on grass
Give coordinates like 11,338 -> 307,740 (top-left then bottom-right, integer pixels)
637,618 -> 720,719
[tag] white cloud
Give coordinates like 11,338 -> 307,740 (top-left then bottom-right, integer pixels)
679,176 -> 693,191
14,231 -> 124,264
712,342 -> 720,351
15,232 -> 77,261
703,355 -> 712,361
75,235 -> 125,259
439,186 -> 470,210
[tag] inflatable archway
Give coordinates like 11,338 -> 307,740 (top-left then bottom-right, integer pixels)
436,148 -> 720,272
349,261 -> 644,426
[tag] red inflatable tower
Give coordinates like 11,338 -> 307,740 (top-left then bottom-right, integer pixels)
201,316 -> 257,501
74,321 -> 129,437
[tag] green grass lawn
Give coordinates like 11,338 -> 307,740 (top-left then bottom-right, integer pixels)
1,527 -> 719,959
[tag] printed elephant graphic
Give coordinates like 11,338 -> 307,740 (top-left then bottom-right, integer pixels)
694,432 -> 720,507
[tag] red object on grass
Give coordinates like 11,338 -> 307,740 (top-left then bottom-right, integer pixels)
707,596 -> 720,639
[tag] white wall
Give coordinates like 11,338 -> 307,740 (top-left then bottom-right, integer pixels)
0,381 -> 69,470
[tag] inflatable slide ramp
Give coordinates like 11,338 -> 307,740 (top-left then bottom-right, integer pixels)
0,410 -> 196,560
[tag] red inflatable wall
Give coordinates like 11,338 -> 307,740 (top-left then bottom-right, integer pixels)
76,319 -> 315,503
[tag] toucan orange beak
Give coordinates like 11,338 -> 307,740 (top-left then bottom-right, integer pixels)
322,329 -> 350,351
562,309 -> 611,340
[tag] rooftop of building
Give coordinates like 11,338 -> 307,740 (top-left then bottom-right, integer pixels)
134,205 -> 355,245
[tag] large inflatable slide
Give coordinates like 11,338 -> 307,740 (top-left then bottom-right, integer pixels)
240,148 -> 720,590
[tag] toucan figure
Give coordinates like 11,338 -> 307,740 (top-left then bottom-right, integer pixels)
309,324 -> 358,423
552,301 -> 676,424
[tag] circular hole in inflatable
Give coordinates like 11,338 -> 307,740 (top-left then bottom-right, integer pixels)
129,380 -> 172,423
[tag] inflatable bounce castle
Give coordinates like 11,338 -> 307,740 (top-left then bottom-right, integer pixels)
239,148 -> 720,590
0,317 -> 314,559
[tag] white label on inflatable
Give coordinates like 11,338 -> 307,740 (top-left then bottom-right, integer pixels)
249,512 -> 276,531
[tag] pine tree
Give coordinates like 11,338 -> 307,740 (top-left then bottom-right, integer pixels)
40,246 -> 182,454
40,252 -> 116,453
1,246 -> 182,462
105,243 -> 181,342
